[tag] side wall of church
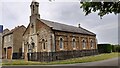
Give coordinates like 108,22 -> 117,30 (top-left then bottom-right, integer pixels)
28,24 -> 98,62
54,31 -> 97,51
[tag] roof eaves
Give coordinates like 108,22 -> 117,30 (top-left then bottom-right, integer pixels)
52,29 -> 96,36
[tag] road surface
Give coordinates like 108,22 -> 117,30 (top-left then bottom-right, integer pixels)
1,57 -> 119,68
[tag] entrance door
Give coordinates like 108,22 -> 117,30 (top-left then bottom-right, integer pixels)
7,47 -> 12,59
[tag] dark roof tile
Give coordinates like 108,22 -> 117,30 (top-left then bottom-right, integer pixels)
40,19 -> 96,36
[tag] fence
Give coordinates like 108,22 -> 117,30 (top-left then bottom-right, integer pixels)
28,49 -> 98,62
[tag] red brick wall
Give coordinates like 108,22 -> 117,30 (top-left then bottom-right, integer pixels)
54,31 -> 97,52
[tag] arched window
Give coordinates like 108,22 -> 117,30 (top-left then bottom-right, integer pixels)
43,42 -> 46,49
28,44 -> 31,50
42,39 -> 46,50
31,23 -> 34,34
72,38 -> 76,49
90,40 -> 94,48
59,37 -> 63,49
31,42 -> 35,48
82,39 -> 86,49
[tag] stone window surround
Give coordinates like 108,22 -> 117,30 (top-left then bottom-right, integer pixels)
41,39 -> 47,51
90,39 -> 94,49
82,38 -> 86,49
4,36 -> 7,43
72,37 -> 76,50
59,36 -> 64,50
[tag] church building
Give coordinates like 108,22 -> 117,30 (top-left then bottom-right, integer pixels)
22,0 -> 98,62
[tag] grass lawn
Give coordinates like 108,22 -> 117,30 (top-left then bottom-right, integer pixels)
2,52 -> 119,65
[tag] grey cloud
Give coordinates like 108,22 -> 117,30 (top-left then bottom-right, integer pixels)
2,2 -> 30,29
97,27 -> 118,44
1,1 -> 118,44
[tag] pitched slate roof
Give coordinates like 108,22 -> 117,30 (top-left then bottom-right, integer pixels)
40,19 -> 96,36
3,25 -> 25,36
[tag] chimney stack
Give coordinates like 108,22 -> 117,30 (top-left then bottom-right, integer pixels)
78,24 -> 80,28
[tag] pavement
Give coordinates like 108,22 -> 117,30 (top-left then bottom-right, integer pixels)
1,57 -> 120,68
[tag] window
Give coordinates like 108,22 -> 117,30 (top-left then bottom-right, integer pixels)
10,35 -> 12,41
90,40 -> 94,48
82,39 -> 86,49
43,42 -> 46,50
28,44 -> 31,50
31,42 -> 35,48
8,35 -> 11,42
4,37 -> 7,43
72,38 -> 76,49
42,39 -> 46,50
31,23 -> 34,34
59,38 -> 63,49
31,23 -> 34,28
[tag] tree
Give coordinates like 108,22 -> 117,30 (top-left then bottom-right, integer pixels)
80,1 -> 120,18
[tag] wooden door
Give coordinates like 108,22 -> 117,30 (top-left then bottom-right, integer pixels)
7,47 -> 12,59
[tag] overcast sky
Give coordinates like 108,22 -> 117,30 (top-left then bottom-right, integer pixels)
0,0 -> 118,44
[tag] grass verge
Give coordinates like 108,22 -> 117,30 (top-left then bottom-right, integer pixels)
2,52 -> 119,65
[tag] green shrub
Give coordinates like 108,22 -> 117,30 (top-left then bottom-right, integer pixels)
112,45 -> 116,52
116,45 -> 120,52
112,45 -> 120,52
97,44 -> 112,53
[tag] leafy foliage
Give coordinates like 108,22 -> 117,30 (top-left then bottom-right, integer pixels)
80,1 -> 120,18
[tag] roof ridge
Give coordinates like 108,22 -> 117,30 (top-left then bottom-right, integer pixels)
41,19 -> 78,28
3,25 -> 25,36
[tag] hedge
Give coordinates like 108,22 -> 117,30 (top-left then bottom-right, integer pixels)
112,45 -> 120,52
97,44 -> 112,53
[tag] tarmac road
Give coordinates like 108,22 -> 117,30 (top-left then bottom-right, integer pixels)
1,57 -> 119,68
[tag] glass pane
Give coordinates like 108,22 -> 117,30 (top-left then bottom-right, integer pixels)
60,38 -> 63,49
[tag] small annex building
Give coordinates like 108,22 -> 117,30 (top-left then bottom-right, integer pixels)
2,25 -> 26,59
